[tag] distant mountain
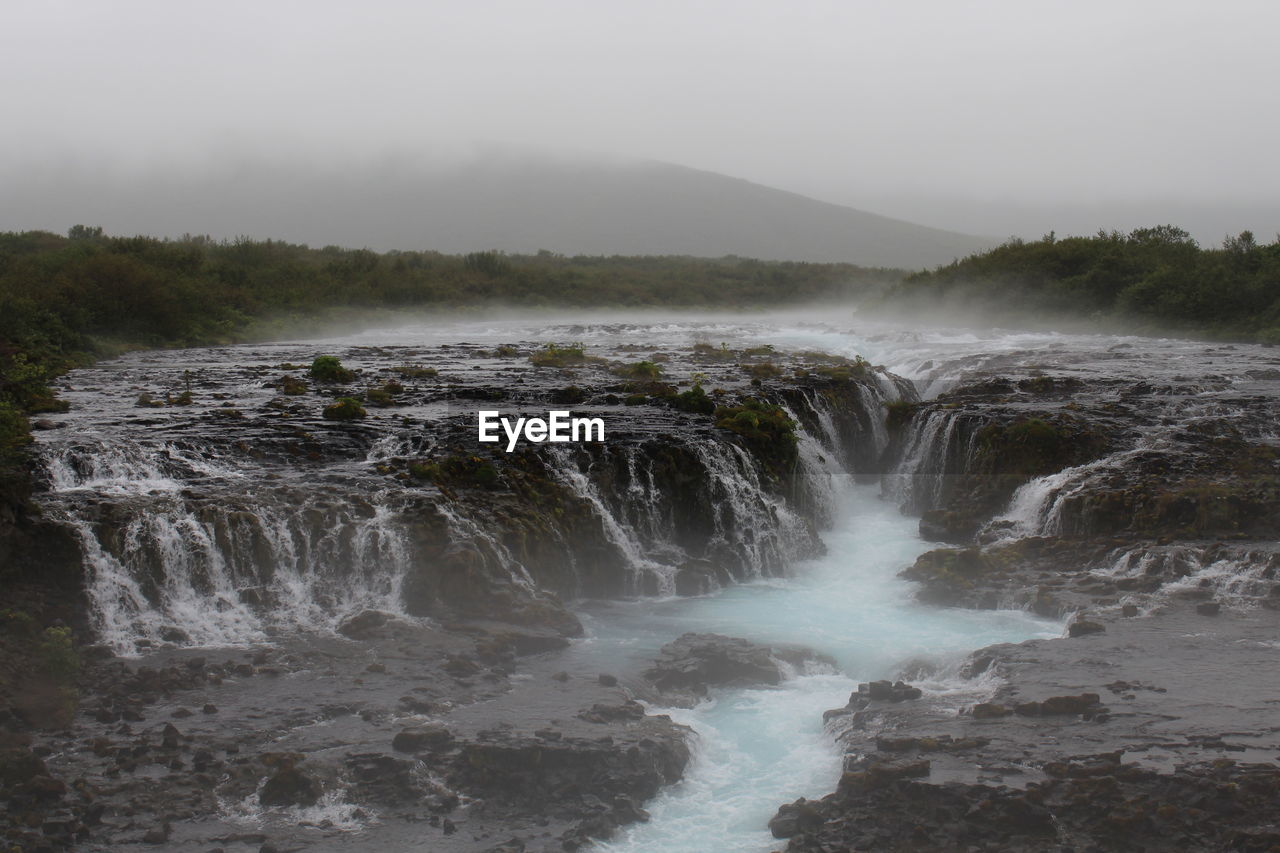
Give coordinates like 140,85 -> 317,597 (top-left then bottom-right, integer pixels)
3,154 -> 992,268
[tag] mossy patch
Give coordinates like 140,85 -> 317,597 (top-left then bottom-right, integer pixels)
309,355 -> 355,383
529,343 -> 588,368
409,454 -> 501,489
715,398 -> 798,472
322,397 -> 366,420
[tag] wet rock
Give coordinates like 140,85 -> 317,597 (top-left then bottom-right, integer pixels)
1068,619 -> 1106,637
443,656 -> 481,678
644,633 -> 834,697
259,766 -> 321,807
769,798 -> 825,839
345,753 -> 431,805
840,757 -> 931,790
577,700 -> 646,724
392,724 -> 454,753
971,702 -> 1012,719
449,729 -> 690,815
1196,601 -> 1222,616
860,680 -> 923,702
597,673 -> 618,687
1040,693 -> 1102,715
337,609 -> 391,639
1122,603 -> 1139,617
141,822 -> 171,844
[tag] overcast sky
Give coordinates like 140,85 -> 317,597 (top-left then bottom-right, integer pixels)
4,0 -> 1278,241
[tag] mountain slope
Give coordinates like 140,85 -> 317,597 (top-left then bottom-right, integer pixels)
3,155 -> 991,268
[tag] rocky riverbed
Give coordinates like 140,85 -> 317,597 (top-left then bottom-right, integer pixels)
3,315 -> 1279,852
771,332 -> 1280,852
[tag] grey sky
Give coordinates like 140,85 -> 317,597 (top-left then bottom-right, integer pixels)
4,0 -> 1278,241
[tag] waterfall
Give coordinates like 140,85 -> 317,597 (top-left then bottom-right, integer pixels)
546,437 -> 820,597
55,489 -> 422,655
884,409 -> 972,513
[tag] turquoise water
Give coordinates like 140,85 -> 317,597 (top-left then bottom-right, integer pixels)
576,479 -> 1059,853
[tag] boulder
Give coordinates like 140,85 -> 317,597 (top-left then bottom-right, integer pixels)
643,633 -> 835,697
392,724 -> 454,753
259,766 -> 320,807
337,609 -> 391,639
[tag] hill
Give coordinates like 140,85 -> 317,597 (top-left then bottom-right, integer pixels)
2,154 -> 989,269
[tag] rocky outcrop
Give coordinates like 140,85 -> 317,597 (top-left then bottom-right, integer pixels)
31,341 -> 901,655
775,608 -> 1280,852
643,632 -> 837,701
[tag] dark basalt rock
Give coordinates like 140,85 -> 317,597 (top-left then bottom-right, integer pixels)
860,679 -> 923,702
643,632 -> 836,697
336,609 -> 390,639
258,766 -> 320,807
391,723 -> 454,753
1068,619 -> 1106,637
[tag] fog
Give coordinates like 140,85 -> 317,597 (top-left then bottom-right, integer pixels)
4,0 -> 1279,249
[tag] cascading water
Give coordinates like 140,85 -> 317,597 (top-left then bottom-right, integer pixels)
31,312 -> 1108,852
580,456 -> 1058,853
883,408 -> 974,513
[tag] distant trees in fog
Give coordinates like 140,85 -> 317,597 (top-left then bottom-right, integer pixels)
881,226 -> 1280,342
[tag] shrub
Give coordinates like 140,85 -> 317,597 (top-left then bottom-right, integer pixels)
551,385 -> 588,404
714,398 -> 798,470
616,360 -> 662,380
883,399 -> 917,430
691,342 -> 736,361
365,387 -> 394,407
309,356 -> 355,383
322,397 -> 366,420
529,343 -> 588,367
672,384 -> 715,414
39,626 -> 79,681
744,362 -> 783,379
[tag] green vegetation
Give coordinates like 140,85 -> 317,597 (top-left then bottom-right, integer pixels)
883,399 -> 917,431
615,360 -> 662,380
715,398 -> 798,472
322,397 -> 366,420
278,374 -> 308,395
672,383 -> 716,414
691,342 -> 736,361
408,454 -> 501,489
37,625 -> 79,682
744,362 -> 783,380
878,226 -> 1280,341
529,342 -> 588,367
975,417 -> 1081,478
308,355 -> 355,383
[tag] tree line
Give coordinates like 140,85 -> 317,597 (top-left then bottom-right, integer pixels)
874,226 -> 1280,342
